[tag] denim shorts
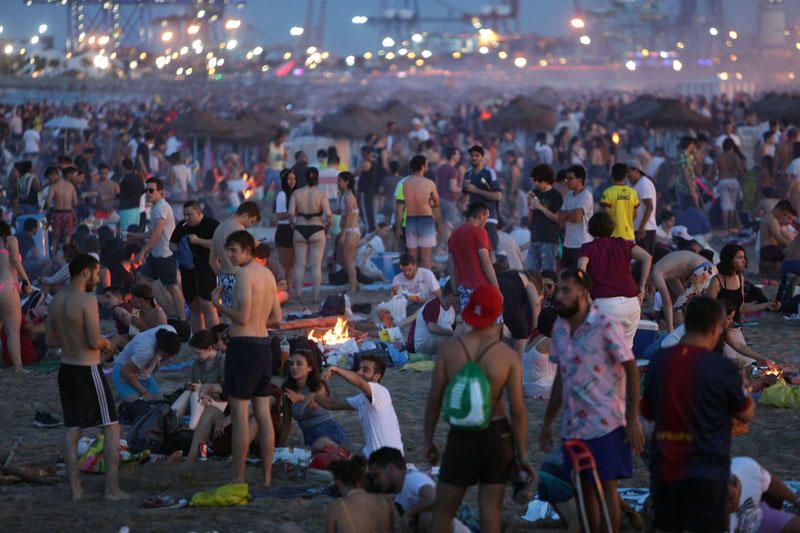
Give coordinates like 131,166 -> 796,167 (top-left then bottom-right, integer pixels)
405,215 -> 437,248
302,418 -> 348,446
112,363 -> 161,402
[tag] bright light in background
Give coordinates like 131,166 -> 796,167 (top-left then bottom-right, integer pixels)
513,56 -> 527,68
345,55 -> 355,66
306,46 -> 317,54
98,35 -> 110,46
38,24 -> 47,34
4,44 -> 13,55
0,26 -> 4,34
570,17 -> 585,29
197,9 -> 206,18
411,33 -> 424,43
187,24 -> 200,35
129,60 -> 138,69
30,35 -> 39,45
612,132 -> 620,144
351,15 -> 368,24
290,26 -> 304,36
709,27 -> 718,36
728,30 -> 738,39
478,46 -> 489,54
676,41 -> 685,49
718,71 -> 729,80
180,46 -> 189,55
261,65 -> 269,72
672,59 -> 683,71
283,51 -> 292,59
253,46 -> 263,55
363,51 -> 372,59
93,54 -> 109,69
161,30 -> 174,42
421,49 -> 432,58
452,51 -> 461,59
224,19 -> 241,30
625,60 -> 637,71
477,28 -> 498,45
382,36 -> 395,47
226,39 -> 237,50
579,35 -> 591,45
498,50 -> 508,59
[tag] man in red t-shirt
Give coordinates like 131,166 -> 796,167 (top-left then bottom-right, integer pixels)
447,202 -> 500,311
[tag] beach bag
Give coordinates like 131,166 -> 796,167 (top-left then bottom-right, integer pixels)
321,294 -> 346,316
309,445 -> 350,471
189,483 -> 251,507
443,340 -> 499,430
127,403 -> 177,454
21,288 -> 49,320
175,235 -> 194,270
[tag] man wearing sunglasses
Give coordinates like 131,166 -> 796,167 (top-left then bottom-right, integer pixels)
135,178 -> 186,322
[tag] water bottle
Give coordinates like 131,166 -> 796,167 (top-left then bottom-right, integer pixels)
280,337 -> 290,374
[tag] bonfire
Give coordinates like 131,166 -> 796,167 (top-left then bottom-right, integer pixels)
308,317 -> 352,346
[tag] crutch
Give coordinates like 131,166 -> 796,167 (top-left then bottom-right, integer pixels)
564,439 -> 613,533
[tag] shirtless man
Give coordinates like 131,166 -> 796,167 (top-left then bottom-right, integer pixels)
403,155 -> 442,269
652,249 -> 717,332
209,201 -> 261,310
91,163 -> 119,220
46,166 -> 78,254
759,200 -> 798,264
211,230 -> 281,486
423,285 -> 532,533
46,254 -> 127,501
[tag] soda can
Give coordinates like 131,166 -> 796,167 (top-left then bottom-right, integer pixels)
199,441 -> 208,461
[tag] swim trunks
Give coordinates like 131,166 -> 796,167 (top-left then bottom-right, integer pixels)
58,362 -> 118,429
674,261 -> 717,311
405,215 -> 437,249
223,336 -> 272,399
439,418 -> 513,486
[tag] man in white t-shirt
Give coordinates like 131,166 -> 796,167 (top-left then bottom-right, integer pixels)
22,126 -> 40,157
368,446 -> 470,533
558,165 -> 594,269
392,253 -> 441,304
628,161 -> 657,256
111,325 -> 181,402
407,287 -> 459,355
715,120 -> 742,150
308,355 -> 403,457
135,177 -> 186,321
729,456 -> 800,533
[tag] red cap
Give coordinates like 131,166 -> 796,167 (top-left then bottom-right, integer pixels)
462,285 -> 503,329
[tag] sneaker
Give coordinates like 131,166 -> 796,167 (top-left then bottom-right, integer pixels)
33,411 -> 62,428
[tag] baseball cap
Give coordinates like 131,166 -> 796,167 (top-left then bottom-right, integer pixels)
462,285 -> 503,329
467,144 -> 485,156
670,225 -> 692,242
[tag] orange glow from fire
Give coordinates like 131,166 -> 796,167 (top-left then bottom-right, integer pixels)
308,317 -> 352,345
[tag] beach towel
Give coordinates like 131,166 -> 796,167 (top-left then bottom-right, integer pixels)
400,360 -> 435,372
189,483 -> 250,507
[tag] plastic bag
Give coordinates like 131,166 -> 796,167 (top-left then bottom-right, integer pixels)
189,483 -> 251,507
759,379 -> 800,409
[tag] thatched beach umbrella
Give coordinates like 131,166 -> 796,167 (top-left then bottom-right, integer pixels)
486,95 -> 557,132
170,109 -> 232,139
752,93 -> 800,123
314,103 -> 385,139
620,97 -> 710,130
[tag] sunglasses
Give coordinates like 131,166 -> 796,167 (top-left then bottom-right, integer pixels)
146,188 -> 157,193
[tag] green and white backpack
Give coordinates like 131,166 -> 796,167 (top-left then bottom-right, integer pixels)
443,339 -> 500,431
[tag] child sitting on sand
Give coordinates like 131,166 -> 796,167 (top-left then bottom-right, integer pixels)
171,330 -> 227,429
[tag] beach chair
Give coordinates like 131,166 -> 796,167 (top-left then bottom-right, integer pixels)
563,439 -> 613,533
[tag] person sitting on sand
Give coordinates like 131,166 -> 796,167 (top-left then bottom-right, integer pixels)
729,456 -> 800,533
759,200 -> 798,265
111,325 -> 181,403
128,283 -> 167,334
100,286 -> 133,351
325,455 -> 394,533
304,354 -> 403,457
278,343 -> 348,451
171,330 -> 227,429
368,446 -> 470,533
406,283 -> 459,356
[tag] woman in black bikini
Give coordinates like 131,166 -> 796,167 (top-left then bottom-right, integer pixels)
707,244 -> 778,367
289,168 -> 332,302
274,169 -> 297,293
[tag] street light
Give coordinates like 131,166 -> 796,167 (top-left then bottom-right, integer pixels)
411,33 -> 423,43
345,55 -> 355,66
161,30 -> 174,42
570,17 -> 585,29
226,39 -> 237,50
382,37 -> 395,48
351,16 -> 368,24
290,26 -> 304,36
709,27 -> 718,36
38,24 -> 47,34
728,30 -> 738,39
30,35 -> 39,45
579,35 -> 591,45
625,60 -> 637,71
513,56 -> 527,68
672,59 -> 683,72
3,44 -> 13,55
225,19 -> 241,30
187,24 -> 200,35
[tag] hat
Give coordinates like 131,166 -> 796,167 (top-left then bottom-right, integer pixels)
467,144 -> 485,156
670,225 -> 692,241
626,159 -> 646,176
462,286 -> 503,329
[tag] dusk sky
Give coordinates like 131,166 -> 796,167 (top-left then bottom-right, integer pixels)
0,0 -> 791,54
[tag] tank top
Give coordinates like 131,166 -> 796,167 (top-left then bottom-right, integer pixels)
717,274 -> 744,323
290,387 -> 333,431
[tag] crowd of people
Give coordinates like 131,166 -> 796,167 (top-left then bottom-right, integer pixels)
1,89 -> 800,533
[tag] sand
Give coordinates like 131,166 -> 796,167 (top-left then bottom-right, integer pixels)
1,286 -> 799,533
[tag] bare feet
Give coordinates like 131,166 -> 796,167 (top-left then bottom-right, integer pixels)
71,490 -> 84,502
105,490 -> 131,501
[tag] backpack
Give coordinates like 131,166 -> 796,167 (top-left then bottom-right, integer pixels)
175,235 -> 194,270
442,339 -> 500,431
127,403 -> 177,454
321,294 -> 346,316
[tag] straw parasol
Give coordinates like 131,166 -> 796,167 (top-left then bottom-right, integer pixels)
169,109 -> 232,139
486,95 -> 557,132
314,103 -> 385,139
620,97 -> 711,130
752,93 -> 800,123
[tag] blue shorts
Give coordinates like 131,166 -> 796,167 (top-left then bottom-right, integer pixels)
139,254 -> 178,286
562,426 -> 632,482
405,215 -> 437,248
112,364 -> 161,402
302,418 -> 348,446
457,285 -> 502,325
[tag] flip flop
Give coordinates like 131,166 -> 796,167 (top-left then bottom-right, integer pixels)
143,495 -> 189,510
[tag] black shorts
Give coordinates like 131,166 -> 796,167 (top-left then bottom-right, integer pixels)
439,418 -> 513,487
503,295 -> 530,340
58,362 -> 118,429
562,247 -> 581,270
275,224 -> 294,249
651,478 -> 729,533
636,230 -> 656,257
180,267 -> 216,302
223,337 -> 273,399
139,254 -> 178,286
485,222 -> 499,252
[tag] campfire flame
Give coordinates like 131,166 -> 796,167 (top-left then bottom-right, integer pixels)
308,317 -> 352,345
765,366 -> 782,378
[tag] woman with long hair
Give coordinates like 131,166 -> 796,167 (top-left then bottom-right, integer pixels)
289,167 -> 333,302
0,221 -> 31,372
277,345 -> 348,450
337,171 -> 360,293
325,455 -> 394,533
706,244 -> 778,367
275,169 -> 297,293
